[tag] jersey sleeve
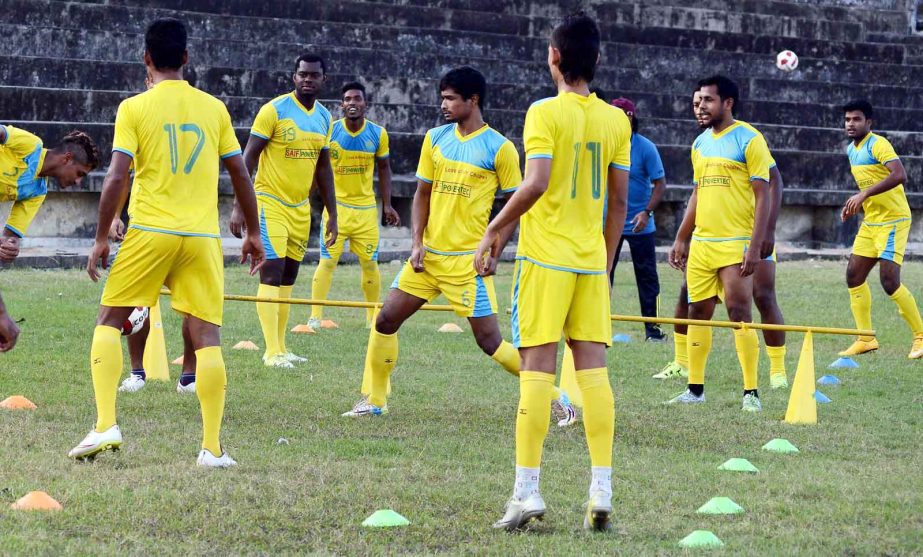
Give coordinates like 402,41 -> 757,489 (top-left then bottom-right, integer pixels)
522,104 -> 554,161
250,103 -> 277,141
872,136 -> 899,164
112,100 -> 138,159
609,113 -> 632,172
1,126 -> 42,157
744,134 -> 772,183
322,111 -> 332,150
495,140 -> 523,193
691,146 -> 700,186
218,104 -> 242,159
645,141 -> 665,181
4,195 -> 45,237
415,131 -> 434,184
376,127 -> 390,159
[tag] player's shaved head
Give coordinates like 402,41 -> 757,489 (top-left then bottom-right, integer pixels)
145,18 -> 187,70
551,12 -> 600,84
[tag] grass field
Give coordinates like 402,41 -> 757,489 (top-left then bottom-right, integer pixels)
1,260 -> 921,555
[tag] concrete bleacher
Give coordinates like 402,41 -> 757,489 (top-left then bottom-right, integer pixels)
2,0 -> 921,252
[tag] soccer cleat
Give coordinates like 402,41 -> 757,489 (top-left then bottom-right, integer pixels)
742,393 -> 762,412
68,425 -> 122,460
118,374 -> 146,393
264,354 -> 295,369
770,373 -> 788,389
908,335 -> 923,359
652,361 -> 688,379
492,492 -> 546,531
645,326 -> 668,343
196,449 -> 237,468
665,389 -> 705,404
177,380 -> 196,394
307,317 -> 322,330
551,391 -> 578,427
341,397 -> 388,417
583,491 -> 613,531
838,338 -> 879,356
280,352 -> 308,364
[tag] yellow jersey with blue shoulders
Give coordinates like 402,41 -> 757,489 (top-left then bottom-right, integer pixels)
251,92 -> 332,208
690,120 -> 772,240
0,124 -> 48,237
847,132 -> 910,224
112,80 -> 241,237
329,118 -> 389,208
416,123 -> 521,255
516,92 -> 632,274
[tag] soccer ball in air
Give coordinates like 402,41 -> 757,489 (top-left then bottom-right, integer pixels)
121,307 -> 150,336
776,50 -> 799,72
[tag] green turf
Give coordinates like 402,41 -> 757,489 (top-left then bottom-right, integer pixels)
1,260 -> 921,554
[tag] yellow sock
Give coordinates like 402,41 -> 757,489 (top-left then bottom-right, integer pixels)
575,368 -> 614,468
515,371 -> 554,468
360,260 -> 381,324
674,332 -> 689,368
735,329 -> 760,391
195,346 -> 226,455
311,258 -> 337,320
256,284 -> 281,359
491,340 -> 520,377
366,328 -> 398,408
686,325 -> 712,385
766,344 -> 786,377
277,285 -> 293,354
848,283 -> 874,341
889,284 -> 923,335
90,325 -> 122,432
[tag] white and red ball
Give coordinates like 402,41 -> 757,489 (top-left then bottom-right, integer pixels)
121,307 -> 150,336
776,50 -> 799,72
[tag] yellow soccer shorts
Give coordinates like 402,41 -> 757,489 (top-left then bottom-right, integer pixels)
101,228 -> 224,326
686,238 -> 751,303
510,258 -> 611,348
257,193 -> 311,262
852,218 -> 910,265
390,250 -> 497,318
320,204 -> 380,262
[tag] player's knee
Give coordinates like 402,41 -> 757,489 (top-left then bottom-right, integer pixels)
880,274 -> 900,295
359,260 -> 379,279
725,301 -> 752,323
374,311 -> 401,335
473,329 -> 501,355
753,291 -> 777,313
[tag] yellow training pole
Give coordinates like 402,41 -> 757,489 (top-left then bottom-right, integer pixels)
161,290 -> 455,313
143,301 -> 170,381
610,314 -> 873,337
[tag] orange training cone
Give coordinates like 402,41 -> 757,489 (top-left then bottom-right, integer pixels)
171,356 -> 184,366
785,331 -> 817,424
10,491 -> 62,511
233,340 -> 260,351
143,301 -> 169,381
320,319 -> 339,329
291,324 -> 316,334
1,395 -> 37,410
438,323 -> 463,333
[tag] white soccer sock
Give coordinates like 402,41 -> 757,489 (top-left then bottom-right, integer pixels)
514,466 -> 541,500
590,466 -> 612,498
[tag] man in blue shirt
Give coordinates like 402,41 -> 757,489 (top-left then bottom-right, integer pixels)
609,98 -> 667,342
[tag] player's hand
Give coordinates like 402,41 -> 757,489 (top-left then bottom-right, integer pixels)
241,232 -> 266,276
474,230 -> 500,276
0,236 -> 21,263
229,206 -> 245,239
760,232 -> 775,260
841,192 -> 866,222
87,239 -> 110,282
669,239 -> 689,271
631,211 -> 649,234
108,219 -> 126,242
740,248 -> 760,277
0,310 -> 19,352
383,205 -> 401,227
324,217 -> 338,248
410,243 -> 425,273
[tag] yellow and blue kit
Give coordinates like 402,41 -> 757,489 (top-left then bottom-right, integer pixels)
512,92 -> 631,347
251,92 -> 332,261
392,122 -> 521,317
847,132 -> 911,264
102,79 -> 241,325
0,124 -> 48,237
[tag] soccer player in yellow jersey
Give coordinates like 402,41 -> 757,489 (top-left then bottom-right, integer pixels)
665,75 -> 773,411
69,18 -> 265,467
308,81 -> 400,330
477,13 -> 630,531
0,126 -> 99,261
839,100 -> 922,359
230,54 -> 338,369
343,66 -> 576,427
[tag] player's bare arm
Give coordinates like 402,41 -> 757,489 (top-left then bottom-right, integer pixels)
229,134 -> 269,238
87,151 -> 133,282
742,179 -> 770,277
669,188 -> 697,271
763,166 -> 784,258
107,171 -> 133,242
224,154 -> 266,275
604,166 -> 629,274
376,157 -> 400,226
841,159 -> 906,222
0,292 -> 19,352
477,193 -> 519,277
315,149 -> 338,247
409,179 -> 432,272
0,227 -> 21,262
631,176 -> 665,233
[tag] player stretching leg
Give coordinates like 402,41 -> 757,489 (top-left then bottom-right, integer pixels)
69,18 -> 265,466
479,13 -> 631,531
343,67 -> 576,427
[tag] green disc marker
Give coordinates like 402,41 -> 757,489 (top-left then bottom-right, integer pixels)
718,458 -> 759,473
678,530 -> 725,548
696,496 -> 745,514
762,438 -> 799,454
362,509 -> 411,528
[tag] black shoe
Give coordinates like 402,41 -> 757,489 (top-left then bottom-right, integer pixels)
645,326 -> 667,343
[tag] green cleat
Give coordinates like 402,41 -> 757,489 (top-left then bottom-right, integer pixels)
742,393 -> 762,412
652,361 -> 689,380
770,373 -> 788,390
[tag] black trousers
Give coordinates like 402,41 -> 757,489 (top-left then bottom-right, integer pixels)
609,232 -> 660,336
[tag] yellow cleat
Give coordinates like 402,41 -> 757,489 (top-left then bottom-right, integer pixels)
909,335 -> 923,359
838,338 -> 879,356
